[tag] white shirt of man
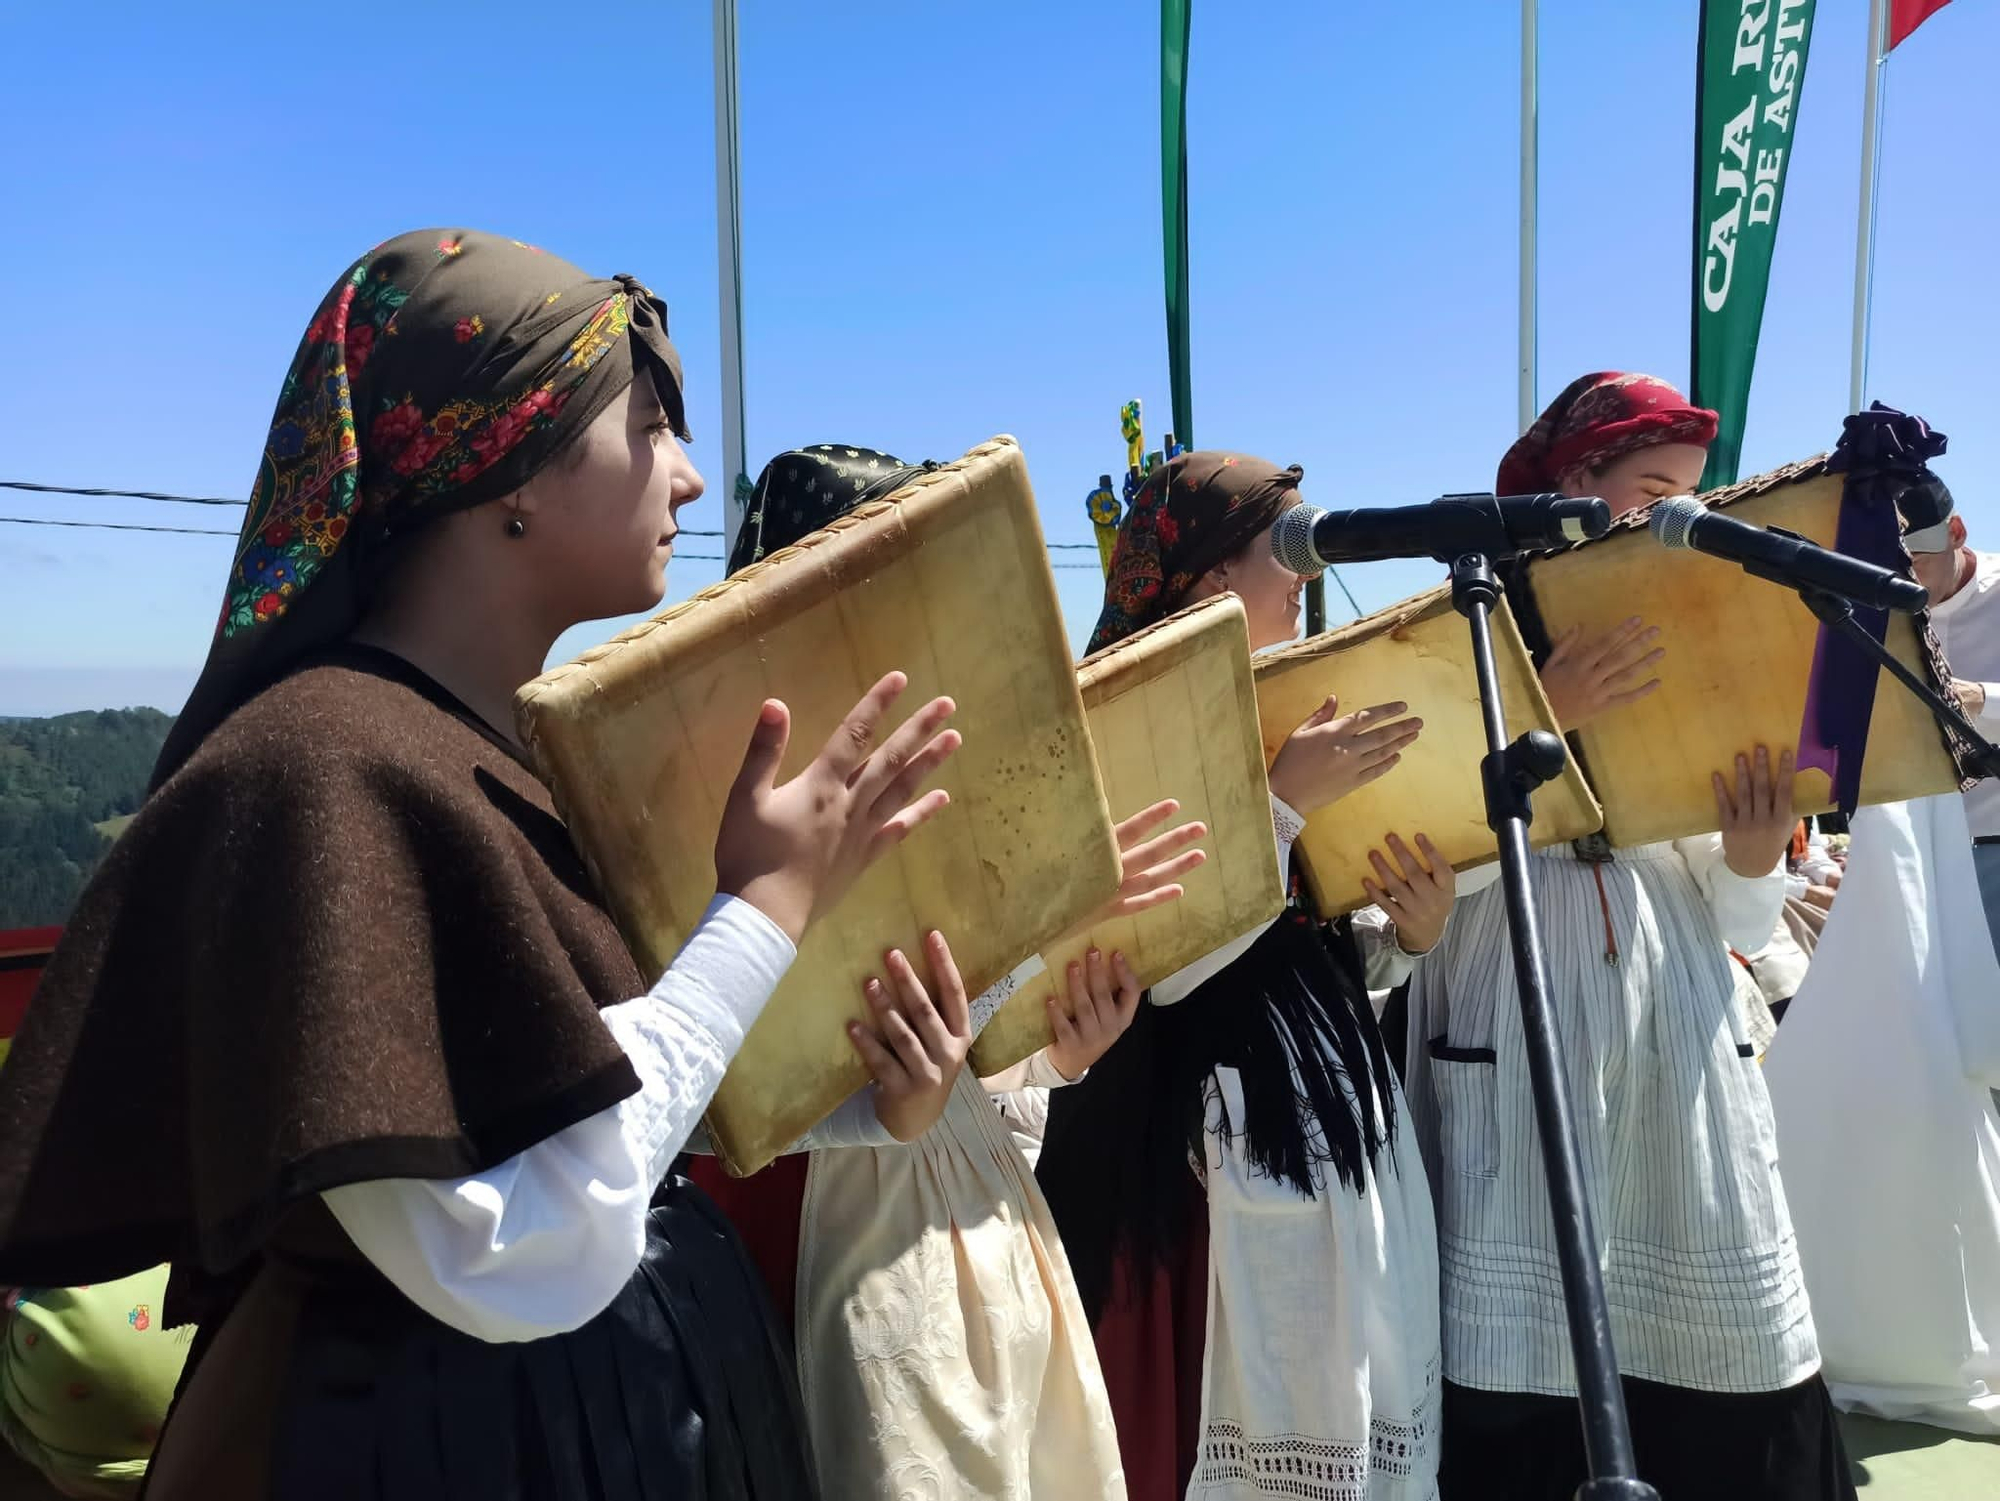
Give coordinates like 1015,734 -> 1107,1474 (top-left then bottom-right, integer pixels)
1931,546 -> 2000,838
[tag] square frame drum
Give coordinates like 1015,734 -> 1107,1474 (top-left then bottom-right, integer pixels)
518,437 -> 1119,1175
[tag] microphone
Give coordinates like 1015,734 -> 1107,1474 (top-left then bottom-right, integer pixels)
1270,493 -> 1611,572
1648,496 -> 1929,613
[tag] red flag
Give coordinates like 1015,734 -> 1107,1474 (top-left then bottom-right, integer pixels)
1890,0 -> 1953,48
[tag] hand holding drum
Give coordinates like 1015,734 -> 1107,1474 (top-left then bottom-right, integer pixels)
1267,697 -> 1424,815
1713,744 -> 1798,879
1539,617 -> 1665,730
1361,833 -> 1457,955
848,932 -> 975,1143
841,797 -> 1205,1139
713,671 -> 962,944
1038,797 -> 1207,1080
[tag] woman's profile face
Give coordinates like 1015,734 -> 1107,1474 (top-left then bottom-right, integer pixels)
1566,442 -> 1708,518
531,376 -> 705,625
1211,514 -> 1309,651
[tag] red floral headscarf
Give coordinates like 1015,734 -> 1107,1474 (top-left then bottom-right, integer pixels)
153,229 -> 688,788
1087,451 -> 1308,653
1496,372 -> 1718,495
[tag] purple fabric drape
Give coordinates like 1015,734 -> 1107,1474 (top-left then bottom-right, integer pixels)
1797,404 -> 1948,812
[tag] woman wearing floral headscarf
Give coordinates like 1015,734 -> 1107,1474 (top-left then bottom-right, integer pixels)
1404,373 -> 1854,1500
1038,452 -> 1454,1501
0,231 -> 967,1499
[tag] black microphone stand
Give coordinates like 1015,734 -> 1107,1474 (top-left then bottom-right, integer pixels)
1449,551 -> 1659,1501
1793,584 -> 2000,781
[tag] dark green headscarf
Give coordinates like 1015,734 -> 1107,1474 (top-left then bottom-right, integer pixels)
727,444 -> 934,574
154,229 -> 688,787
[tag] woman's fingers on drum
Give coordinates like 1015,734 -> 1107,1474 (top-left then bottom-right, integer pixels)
1544,626 -> 1583,666
856,696 -> 958,802
1605,676 -> 1664,708
847,1007 -> 907,1088
1602,645 -> 1666,690
1772,747 -> 1797,815
1597,625 -> 1663,674
866,788 -> 953,859
1384,832 -> 1429,882
1354,753 -> 1403,790
1114,882 -> 1187,919
726,700 -> 793,803
859,979 -> 920,1076
1045,990 -> 1081,1049
1367,848 -> 1411,900
1748,745 -> 1772,808
883,947 -> 954,1058
1124,847 -> 1206,898
1066,958 -> 1102,1034
1110,951 -> 1141,1015
1584,617 -> 1648,667
1349,714 -> 1424,753
1297,694 -> 1343,733
861,730 -> 960,826
1416,835 -> 1455,895
877,999 -> 937,1083
1358,722 -> 1423,767
1113,799 -> 1183,850
1086,946 -> 1116,1007
1338,702 -> 1410,736
924,930 -> 972,1036
1123,819 -> 1207,876
1711,769 -> 1736,824
822,672 -> 909,776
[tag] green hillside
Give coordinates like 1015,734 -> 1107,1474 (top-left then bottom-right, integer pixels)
0,708 -> 172,927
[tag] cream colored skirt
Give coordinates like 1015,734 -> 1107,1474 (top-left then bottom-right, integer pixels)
796,1069 -> 1126,1500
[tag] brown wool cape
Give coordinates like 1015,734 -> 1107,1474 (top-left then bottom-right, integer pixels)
0,230 -> 687,1289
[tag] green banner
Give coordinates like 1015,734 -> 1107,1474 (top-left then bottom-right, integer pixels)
1162,0 -> 1193,448
1690,0 -> 1816,488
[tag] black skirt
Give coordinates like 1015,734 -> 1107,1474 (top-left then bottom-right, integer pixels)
1439,1374 -> 1857,1501
269,1173 -> 819,1501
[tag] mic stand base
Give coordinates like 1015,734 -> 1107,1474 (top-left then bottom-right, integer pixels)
1448,553 -> 1660,1501
1795,586 -> 2000,783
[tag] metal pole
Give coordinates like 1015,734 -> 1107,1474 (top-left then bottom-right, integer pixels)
1518,0 -> 1539,429
1451,556 -> 1658,1501
1849,0 -> 1889,412
712,0 -> 751,551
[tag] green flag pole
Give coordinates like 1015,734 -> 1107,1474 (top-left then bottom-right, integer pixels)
1690,0 -> 1817,488
1161,0 -> 1193,451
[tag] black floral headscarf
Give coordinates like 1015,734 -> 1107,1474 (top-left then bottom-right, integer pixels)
1087,451 -> 1309,653
154,229 -> 688,788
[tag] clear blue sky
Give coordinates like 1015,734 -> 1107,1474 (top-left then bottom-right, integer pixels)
1,0 -> 1993,716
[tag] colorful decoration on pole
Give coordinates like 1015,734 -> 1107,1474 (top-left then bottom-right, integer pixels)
1084,400 -> 1150,581
1690,0 -> 1817,489
1087,473 -> 1121,575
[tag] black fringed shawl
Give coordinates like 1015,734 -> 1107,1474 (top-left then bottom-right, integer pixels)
1037,884 -> 1402,1320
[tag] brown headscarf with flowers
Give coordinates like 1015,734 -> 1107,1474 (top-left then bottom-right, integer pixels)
1087,451 -> 1310,653
152,229 -> 689,788
1496,372 -> 1718,497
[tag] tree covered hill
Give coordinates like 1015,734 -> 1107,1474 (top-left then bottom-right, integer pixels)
0,708 -> 173,928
